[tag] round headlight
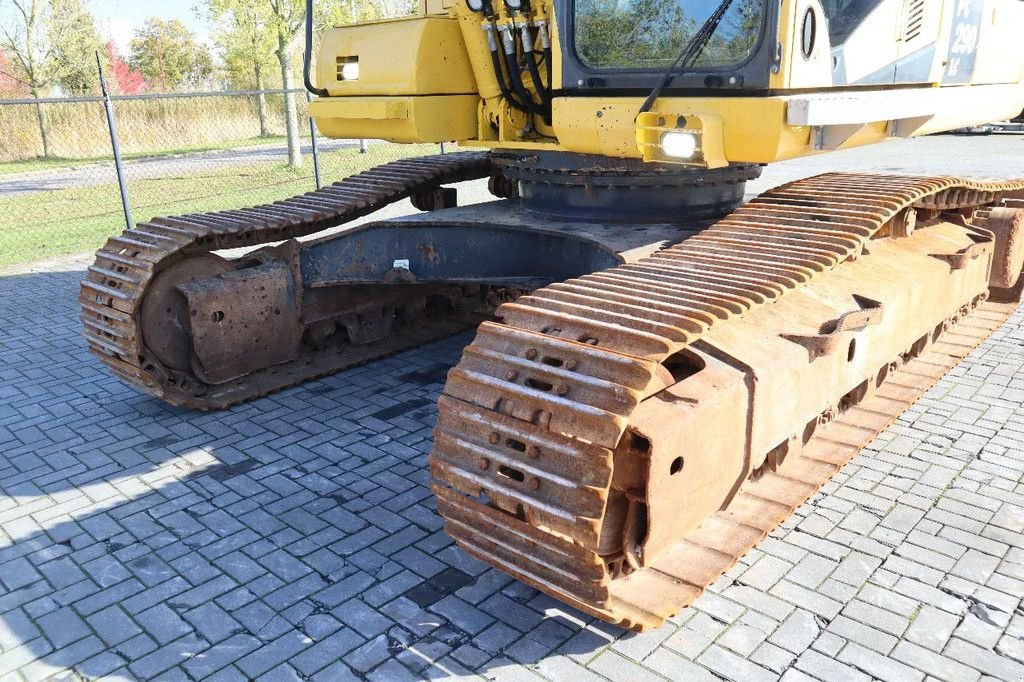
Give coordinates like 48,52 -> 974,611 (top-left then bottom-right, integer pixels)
467,0 -> 485,11
661,131 -> 699,160
340,62 -> 360,81
505,0 -> 524,9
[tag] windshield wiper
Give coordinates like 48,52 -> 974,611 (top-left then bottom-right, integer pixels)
638,0 -> 738,114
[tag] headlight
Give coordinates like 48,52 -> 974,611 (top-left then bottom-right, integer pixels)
661,131 -> 699,160
505,0 -> 525,9
340,61 -> 359,81
467,0 -> 485,11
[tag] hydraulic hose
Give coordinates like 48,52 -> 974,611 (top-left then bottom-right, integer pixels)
490,50 -> 533,114
544,47 -> 552,91
304,0 -> 329,97
486,22 -> 534,115
501,24 -> 547,117
520,24 -> 551,109
535,20 -> 552,96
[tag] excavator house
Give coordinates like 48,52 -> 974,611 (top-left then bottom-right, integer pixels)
82,0 -> 1024,629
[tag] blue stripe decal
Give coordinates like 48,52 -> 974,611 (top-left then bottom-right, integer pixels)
943,0 -> 983,84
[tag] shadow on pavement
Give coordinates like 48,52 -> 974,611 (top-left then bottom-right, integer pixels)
0,267 -> 646,680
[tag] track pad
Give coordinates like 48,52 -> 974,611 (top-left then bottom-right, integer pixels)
179,261 -> 301,384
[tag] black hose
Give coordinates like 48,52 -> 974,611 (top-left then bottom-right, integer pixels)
525,50 -> 550,106
490,48 -> 532,114
304,0 -> 329,97
504,28 -> 546,117
544,47 -> 552,91
524,50 -> 551,124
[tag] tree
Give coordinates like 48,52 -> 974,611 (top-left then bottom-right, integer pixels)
105,40 -> 145,94
128,18 -> 212,91
264,0 -> 305,167
0,0 -> 104,157
0,51 -> 31,95
207,0 -> 303,165
207,0 -> 277,136
51,0 -> 102,93
202,0 -> 303,164
366,0 -> 415,18
574,0 -> 765,69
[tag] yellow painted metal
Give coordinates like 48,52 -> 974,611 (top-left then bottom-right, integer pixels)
310,95 -> 479,143
420,0 -> 455,15
555,97 -> 804,163
318,17 -> 477,97
311,0 -> 1024,164
635,112 -> 728,169
450,1 -> 557,142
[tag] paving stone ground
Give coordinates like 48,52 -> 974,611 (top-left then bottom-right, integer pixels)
1,135 -> 1023,681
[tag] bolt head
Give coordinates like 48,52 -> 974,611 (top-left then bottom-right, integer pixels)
525,348 -> 538,360
527,445 -> 540,459
504,370 -> 518,381
565,359 -> 578,370
478,458 -> 489,471
527,477 -> 540,491
556,384 -> 569,396
488,432 -> 500,445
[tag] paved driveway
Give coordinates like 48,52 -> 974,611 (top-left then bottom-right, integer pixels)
0,136 -> 1022,681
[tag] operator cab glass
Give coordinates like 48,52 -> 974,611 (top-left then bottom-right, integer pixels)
574,0 -> 768,70
820,0 -> 884,47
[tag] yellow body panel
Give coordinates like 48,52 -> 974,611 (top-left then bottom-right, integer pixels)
310,95 -> 479,143
310,0 -> 1024,165
318,17 -> 477,97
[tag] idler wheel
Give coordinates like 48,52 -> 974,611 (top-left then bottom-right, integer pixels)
140,254 -> 233,372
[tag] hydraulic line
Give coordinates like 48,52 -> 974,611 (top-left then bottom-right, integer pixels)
544,47 -> 552,91
485,22 -> 535,115
499,22 -> 548,118
519,22 -> 552,111
303,0 -> 329,97
535,19 -> 552,95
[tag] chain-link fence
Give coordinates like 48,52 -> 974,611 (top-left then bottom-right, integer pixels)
0,89 -> 441,268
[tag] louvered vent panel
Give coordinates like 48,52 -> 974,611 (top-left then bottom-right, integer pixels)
903,0 -> 925,41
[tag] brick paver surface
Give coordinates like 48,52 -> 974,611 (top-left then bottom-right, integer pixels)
1,135 -> 1023,681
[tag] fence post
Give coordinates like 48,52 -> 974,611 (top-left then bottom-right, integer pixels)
440,142 -> 447,154
96,53 -> 133,230
305,90 -> 322,190
359,139 -> 368,154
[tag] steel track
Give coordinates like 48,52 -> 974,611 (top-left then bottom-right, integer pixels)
80,152 -> 493,409
430,172 -> 1024,631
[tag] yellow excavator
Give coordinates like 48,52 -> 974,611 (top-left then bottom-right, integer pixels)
82,0 -> 1024,630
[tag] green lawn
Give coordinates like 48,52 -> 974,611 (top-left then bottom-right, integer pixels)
0,143 -> 437,268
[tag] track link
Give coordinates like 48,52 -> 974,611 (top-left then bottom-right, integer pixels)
80,152 -> 493,408
430,172 -> 1024,630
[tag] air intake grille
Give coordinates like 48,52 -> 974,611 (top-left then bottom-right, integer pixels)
903,0 -> 925,41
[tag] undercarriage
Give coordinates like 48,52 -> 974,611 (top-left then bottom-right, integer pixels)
80,152 -> 756,409
81,152 -> 1024,630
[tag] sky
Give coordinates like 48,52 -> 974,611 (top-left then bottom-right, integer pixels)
91,0 -> 214,53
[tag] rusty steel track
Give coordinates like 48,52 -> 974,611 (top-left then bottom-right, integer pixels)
430,172 -> 1024,631
80,152 -> 493,408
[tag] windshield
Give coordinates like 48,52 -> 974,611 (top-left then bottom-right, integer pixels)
574,0 -> 766,71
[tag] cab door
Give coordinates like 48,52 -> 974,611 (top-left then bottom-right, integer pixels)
824,0 -> 902,85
